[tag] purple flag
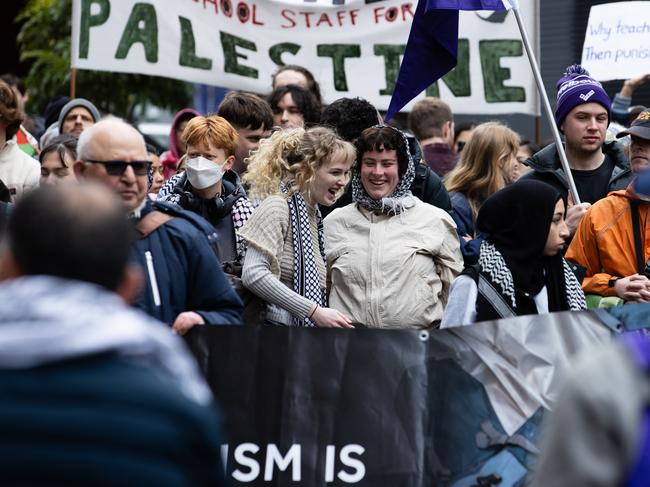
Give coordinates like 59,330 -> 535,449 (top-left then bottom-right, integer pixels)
385,0 -> 512,120
426,0 -> 510,10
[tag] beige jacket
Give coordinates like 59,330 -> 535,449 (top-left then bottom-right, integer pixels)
324,199 -> 462,329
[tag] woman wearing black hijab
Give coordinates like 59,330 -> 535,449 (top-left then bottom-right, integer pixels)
441,180 -> 586,326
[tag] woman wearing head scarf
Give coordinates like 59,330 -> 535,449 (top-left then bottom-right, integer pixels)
324,126 -> 463,329
441,180 -> 586,327
239,127 -> 356,327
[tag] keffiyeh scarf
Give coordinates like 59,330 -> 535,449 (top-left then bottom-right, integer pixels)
351,125 -> 417,215
478,241 -> 586,316
287,191 -> 327,327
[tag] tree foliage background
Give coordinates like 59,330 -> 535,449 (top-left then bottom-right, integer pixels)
17,0 -> 193,119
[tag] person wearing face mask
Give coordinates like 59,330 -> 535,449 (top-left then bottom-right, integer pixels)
324,126 -> 463,329
239,127 -> 355,328
441,180 -> 586,327
158,115 -> 253,265
565,110 -> 650,307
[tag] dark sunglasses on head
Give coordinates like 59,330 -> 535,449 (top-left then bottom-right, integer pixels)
85,159 -> 151,176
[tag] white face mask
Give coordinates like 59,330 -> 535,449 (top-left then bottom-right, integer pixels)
185,156 -> 224,189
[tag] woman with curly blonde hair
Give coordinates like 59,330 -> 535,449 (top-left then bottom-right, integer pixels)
444,121 -> 520,265
239,126 -> 356,327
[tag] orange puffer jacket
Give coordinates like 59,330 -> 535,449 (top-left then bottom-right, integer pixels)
566,188 -> 650,296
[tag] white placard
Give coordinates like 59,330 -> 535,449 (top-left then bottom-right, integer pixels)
581,1 -> 650,81
71,0 -> 539,114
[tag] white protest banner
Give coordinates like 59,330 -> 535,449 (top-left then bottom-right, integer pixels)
581,1 -> 650,81
71,0 -> 539,114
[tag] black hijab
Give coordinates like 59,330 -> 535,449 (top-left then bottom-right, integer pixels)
477,180 -> 569,312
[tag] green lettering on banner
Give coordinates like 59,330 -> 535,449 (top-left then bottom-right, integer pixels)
179,17 -> 212,70
426,39 -> 471,97
115,3 -> 158,63
269,43 -> 301,66
220,32 -> 258,78
374,44 -> 405,97
479,40 -> 525,103
79,0 -> 110,59
317,45 -> 361,91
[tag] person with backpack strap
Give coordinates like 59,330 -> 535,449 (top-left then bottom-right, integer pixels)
566,111 -> 650,308
74,118 -> 242,333
441,180 -> 586,327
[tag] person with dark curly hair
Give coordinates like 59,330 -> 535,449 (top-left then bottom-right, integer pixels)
320,97 -> 381,143
268,85 -> 321,130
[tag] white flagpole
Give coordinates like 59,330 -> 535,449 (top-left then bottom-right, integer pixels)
509,2 -> 582,205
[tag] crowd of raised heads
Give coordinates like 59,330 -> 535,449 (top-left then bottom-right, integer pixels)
2,63 -> 650,333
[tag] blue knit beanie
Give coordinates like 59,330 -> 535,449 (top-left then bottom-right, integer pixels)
555,65 -> 611,128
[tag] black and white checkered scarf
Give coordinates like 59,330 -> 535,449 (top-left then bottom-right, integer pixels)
287,191 -> 326,327
479,241 -> 586,312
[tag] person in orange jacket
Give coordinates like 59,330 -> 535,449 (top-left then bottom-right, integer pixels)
566,110 -> 650,302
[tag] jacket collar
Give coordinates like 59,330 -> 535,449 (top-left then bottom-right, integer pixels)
524,141 -> 631,188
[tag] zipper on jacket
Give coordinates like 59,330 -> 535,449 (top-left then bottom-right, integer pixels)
145,251 -> 161,307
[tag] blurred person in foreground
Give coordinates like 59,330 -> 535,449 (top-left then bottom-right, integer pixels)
74,118 -> 242,332
0,183 -> 226,485
530,332 -> 650,487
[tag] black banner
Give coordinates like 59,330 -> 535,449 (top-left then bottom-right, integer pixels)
185,309 -> 619,486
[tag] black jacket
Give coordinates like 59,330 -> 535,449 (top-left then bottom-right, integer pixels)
521,141 -> 631,201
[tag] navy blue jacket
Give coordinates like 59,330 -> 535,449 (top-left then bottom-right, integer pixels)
450,191 -> 483,267
132,200 -> 243,325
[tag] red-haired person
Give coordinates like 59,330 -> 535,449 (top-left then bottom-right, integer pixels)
157,115 -> 253,265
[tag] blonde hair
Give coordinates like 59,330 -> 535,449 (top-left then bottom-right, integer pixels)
243,126 -> 355,200
444,121 -> 520,219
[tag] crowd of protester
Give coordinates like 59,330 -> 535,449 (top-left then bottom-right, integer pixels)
4,61 -> 650,328
3,61 -> 650,483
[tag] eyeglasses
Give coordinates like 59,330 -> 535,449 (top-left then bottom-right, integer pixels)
84,159 -> 151,176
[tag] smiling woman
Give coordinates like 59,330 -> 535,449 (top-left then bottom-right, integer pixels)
239,127 -> 356,328
324,126 -> 463,329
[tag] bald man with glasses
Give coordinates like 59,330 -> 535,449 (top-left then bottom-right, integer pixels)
74,118 -> 242,332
